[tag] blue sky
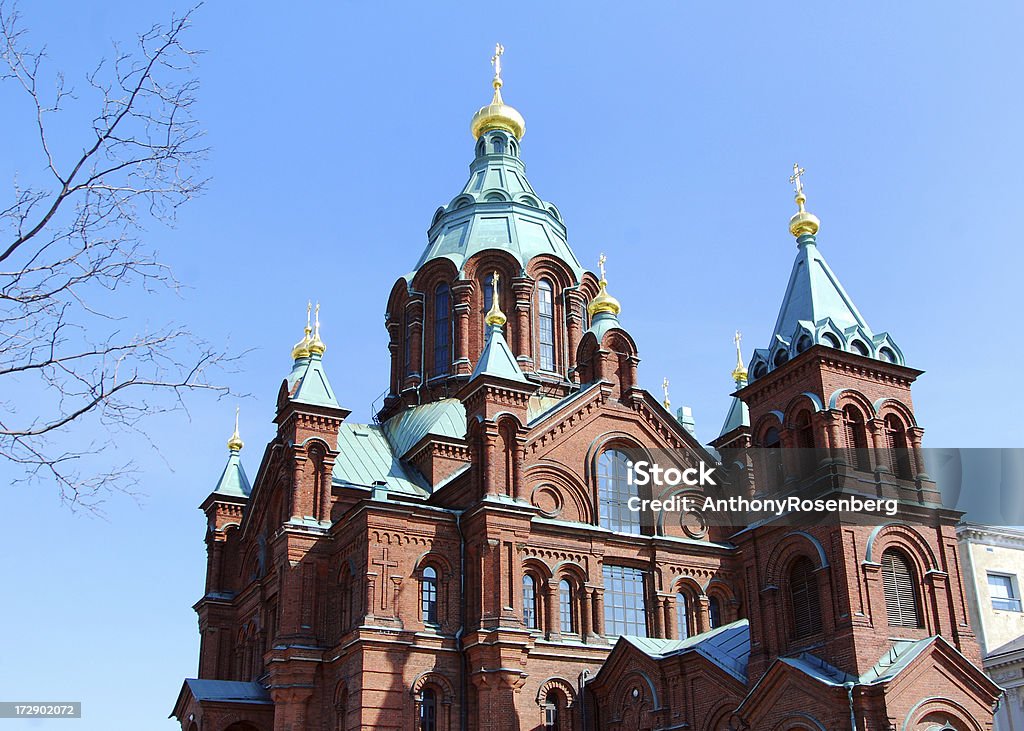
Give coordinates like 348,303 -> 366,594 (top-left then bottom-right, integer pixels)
1,2 -> 1022,728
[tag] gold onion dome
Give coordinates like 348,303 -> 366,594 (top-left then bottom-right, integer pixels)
788,163 -> 820,238
587,253 -> 622,317
291,302 -> 313,360
308,302 -> 326,356
485,271 -> 507,327
227,407 -> 244,452
470,43 -> 526,140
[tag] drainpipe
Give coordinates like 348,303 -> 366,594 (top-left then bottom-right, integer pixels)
578,669 -> 591,730
844,681 -> 857,730
455,510 -> 467,731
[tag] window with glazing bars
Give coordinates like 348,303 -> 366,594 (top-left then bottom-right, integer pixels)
433,283 -> 450,375
598,449 -> 640,534
538,279 -> 555,371
603,565 -> 647,637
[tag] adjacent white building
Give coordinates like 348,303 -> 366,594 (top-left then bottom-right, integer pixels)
959,523 -> 1024,730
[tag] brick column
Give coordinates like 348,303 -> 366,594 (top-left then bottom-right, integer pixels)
452,281 -> 473,375
592,587 -> 605,637
512,278 -> 534,369
404,296 -> 424,390
546,580 -> 561,640
565,290 -> 585,373
662,598 -> 674,640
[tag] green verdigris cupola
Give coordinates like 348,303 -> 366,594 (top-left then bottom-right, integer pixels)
412,44 -> 582,278
747,165 -> 904,381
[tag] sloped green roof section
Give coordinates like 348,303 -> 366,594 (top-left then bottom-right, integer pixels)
382,398 -> 467,459
412,130 -> 583,280
622,619 -> 750,683
213,451 -> 251,498
332,423 -> 428,496
289,353 -> 340,408
719,392 -> 750,437
471,324 -> 527,383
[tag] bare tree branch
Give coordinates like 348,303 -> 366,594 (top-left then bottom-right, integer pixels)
0,2 -> 239,510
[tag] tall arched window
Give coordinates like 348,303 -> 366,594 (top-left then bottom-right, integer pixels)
419,688 -> 437,731
598,449 -> 640,533
763,427 -> 784,491
882,549 -> 921,628
543,690 -> 561,731
559,579 -> 574,634
433,283 -> 450,376
523,574 -> 538,629
537,279 -> 555,371
708,596 -> 722,629
421,566 -> 439,625
676,592 -> 690,639
491,136 -> 506,155
843,406 -> 870,472
885,415 -> 913,479
789,557 -> 822,638
795,410 -> 816,476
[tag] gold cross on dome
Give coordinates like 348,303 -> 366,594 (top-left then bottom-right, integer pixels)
492,43 -> 504,81
734,330 -> 742,348
662,377 -> 670,399
598,253 -> 607,281
790,163 -> 806,195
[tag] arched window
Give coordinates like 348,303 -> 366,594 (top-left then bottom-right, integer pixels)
421,566 -> 439,625
881,549 -> 921,628
403,314 -> 411,376
821,332 -> 841,348
773,349 -> 789,367
543,690 -> 561,731
523,574 -> 538,629
537,279 -> 555,371
795,410 -> 816,476
559,579 -> 574,634
598,449 -> 640,533
796,334 -> 813,353
885,414 -> 913,479
763,427 -> 784,491
433,283 -> 450,376
879,346 -> 897,363
850,339 -> 870,356
708,596 -> 722,629
676,592 -> 690,639
419,688 -> 437,731
789,557 -> 822,638
842,406 -> 870,472
491,135 -> 506,155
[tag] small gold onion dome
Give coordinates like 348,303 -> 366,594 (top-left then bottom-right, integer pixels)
470,44 -> 526,140
308,303 -> 326,356
732,330 -> 748,383
485,271 -> 507,327
588,253 -> 622,317
788,191 -> 821,237
787,163 -> 820,237
291,302 -> 313,360
227,407 -> 244,452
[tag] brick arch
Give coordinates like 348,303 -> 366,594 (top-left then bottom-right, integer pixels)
410,670 -> 456,703
865,522 -> 939,572
584,432 -> 651,485
770,712 -> 827,731
874,397 -> 917,427
782,392 -> 824,428
764,531 -> 830,587
551,560 -> 588,586
612,669 -> 662,714
385,276 -> 411,318
669,574 -> 704,596
902,697 -> 985,731
701,703 -> 734,731
828,387 -> 877,417
412,550 -> 455,578
526,253 -> 578,290
523,556 -> 553,582
752,410 -> 785,445
535,676 -> 577,707
525,465 -> 591,524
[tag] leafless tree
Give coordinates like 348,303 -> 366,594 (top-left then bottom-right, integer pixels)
0,2 -> 236,509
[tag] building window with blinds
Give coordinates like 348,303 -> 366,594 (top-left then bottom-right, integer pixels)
881,548 -> 922,627
884,414 -> 914,479
843,406 -> 870,472
603,565 -> 647,637
789,556 -> 823,638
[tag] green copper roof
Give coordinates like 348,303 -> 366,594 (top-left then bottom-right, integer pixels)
288,352 -> 340,408
412,129 -> 583,280
719,377 -> 750,437
586,310 -> 621,341
332,423 -> 428,496
749,233 -> 904,380
621,619 -> 750,683
382,398 -> 467,458
471,323 -> 527,382
213,449 -> 251,498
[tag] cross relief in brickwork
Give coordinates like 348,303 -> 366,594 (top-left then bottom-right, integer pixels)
372,547 -> 400,610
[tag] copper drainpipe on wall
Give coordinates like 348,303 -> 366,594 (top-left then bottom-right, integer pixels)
844,681 -> 857,730
455,510 -> 467,731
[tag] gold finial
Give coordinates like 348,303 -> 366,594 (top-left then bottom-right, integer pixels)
732,330 -> 749,383
485,271 -> 507,328
588,252 -> 622,317
291,301 -> 313,360
470,43 -> 526,140
788,162 -> 820,238
308,302 -> 326,355
227,406 -> 244,452
662,377 -> 671,410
